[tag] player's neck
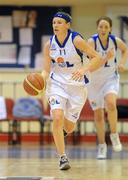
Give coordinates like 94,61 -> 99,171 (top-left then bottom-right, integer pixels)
56,31 -> 68,45
99,36 -> 108,46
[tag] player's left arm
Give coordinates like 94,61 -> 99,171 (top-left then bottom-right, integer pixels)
73,35 -> 101,71
116,37 -> 128,72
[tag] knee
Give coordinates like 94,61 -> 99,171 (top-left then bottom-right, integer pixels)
95,117 -> 104,123
64,120 -> 76,134
65,126 -> 75,134
107,101 -> 116,112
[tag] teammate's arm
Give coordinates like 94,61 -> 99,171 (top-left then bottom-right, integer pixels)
116,37 -> 128,72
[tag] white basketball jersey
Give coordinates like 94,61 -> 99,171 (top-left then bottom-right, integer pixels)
49,30 -> 89,86
90,34 -> 118,83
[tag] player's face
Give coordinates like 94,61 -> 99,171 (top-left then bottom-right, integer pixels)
52,17 -> 69,35
97,20 -> 111,40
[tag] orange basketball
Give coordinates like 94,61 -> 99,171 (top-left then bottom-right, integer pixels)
23,73 -> 45,96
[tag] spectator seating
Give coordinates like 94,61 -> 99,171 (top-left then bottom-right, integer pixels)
0,98 -> 14,142
0,97 -> 128,144
11,97 -> 52,144
12,97 -> 43,144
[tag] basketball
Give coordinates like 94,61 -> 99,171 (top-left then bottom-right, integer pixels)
23,73 -> 45,96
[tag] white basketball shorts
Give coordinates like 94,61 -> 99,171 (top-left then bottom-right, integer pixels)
46,79 -> 87,123
87,75 -> 119,110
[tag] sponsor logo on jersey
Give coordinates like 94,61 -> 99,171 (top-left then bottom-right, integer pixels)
50,43 -> 56,50
49,96 -> 60,105
56,57 -> 67,67
91,101 -> 97,107
58,62 -> 67,67
56,100 -> 60,104
56,57 -> 64,63
72,112 -> 79,119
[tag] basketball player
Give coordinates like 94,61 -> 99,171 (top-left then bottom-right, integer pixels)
41,12 -> 113,170
87,16 -> 128,159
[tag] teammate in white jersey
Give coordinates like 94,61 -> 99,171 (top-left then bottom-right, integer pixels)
41,12 -> 112,170
87,16 -> 128,159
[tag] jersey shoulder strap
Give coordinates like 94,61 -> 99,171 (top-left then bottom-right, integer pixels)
91,34 -> 99,50
71,30 -> 83,41
71,30 -> 83,60
109,34 -> 117,50
50,35 -> 54,44
91,34 -> 117,50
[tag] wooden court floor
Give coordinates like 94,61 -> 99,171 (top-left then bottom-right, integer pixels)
0,143 -> 127,180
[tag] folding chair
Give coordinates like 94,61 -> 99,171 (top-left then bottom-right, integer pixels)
12,97 -> 43,144
117,98 -> 128,134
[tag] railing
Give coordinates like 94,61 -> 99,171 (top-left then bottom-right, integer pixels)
0,81 -> 22,100
0,80 -> 128,99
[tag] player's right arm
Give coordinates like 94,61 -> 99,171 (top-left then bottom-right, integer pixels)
116,37 -> 128,72
41,40 -> 51,81
87,38 -> 95,49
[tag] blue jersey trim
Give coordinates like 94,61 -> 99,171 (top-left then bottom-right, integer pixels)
55,29 -> 71,48
71,31 -> 83,61
109,34 -> 117,50
91,34 -> 98,50
92,33 -> 117,63
92,33 -> 117,51
84,75 -> 89,84
50,35 -> 54,45
71,31 -> 83,40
